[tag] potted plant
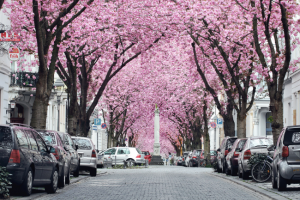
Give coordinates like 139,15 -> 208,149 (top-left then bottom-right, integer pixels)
0,167 -> 11,199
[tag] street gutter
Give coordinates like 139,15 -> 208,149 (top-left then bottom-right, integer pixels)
211,172 -> 288,200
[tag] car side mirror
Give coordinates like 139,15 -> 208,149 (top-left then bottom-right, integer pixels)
217,148 -> 220,152
267,145 -> 275,151
48,146 -> 56,153
75,144 -> 79,150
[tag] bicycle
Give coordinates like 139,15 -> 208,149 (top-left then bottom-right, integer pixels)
251,151 -> 273,183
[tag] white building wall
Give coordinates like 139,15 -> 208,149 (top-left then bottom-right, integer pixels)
0,7 -> 11,124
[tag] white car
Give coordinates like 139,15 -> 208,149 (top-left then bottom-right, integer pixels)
71,136 -> 97,176
185,152 -> 193,167
101,147 -> 145,165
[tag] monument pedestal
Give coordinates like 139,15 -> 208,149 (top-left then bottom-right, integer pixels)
149,155 -> 164,165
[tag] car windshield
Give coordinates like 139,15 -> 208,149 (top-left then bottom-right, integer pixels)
72,138 -> 92,150
250,138 -> 273,148
0,127 -> 12,148
38,132 -> 57,145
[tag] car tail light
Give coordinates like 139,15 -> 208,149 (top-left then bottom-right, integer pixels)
9,150 -> 20,163
225,150 -> 229,156
233,151 -> 239,157
136,154 -> 141,158
52,149 -> 60,160
243,150 -> 251,160
282,146 -> 289,157
91,150 -> 97,158
192,156 -> 197,159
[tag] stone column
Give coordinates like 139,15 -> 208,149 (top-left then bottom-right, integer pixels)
153,106 -> 160,156
150,105 -> 164,165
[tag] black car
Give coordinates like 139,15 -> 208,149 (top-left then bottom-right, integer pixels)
217,136 -> 238,173
0,124 -> 59,196
57,132 -> 80,177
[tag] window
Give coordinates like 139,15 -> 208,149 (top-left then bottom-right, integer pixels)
237,140 -> 246,150
0,127 -> 13,148
104,148 -> 116,155
117,148 -> 127,155
126,148 -> 130,154
250,138 -> 273,148
38,132 -> 57,145
15,129 -> 29,149
72,138 -> 92,150
26,130 -> 39,151
135,148 -> 142,154
32,131 -> 48,153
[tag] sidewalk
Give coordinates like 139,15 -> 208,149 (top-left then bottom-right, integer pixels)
10,170 -> 102,200
212,171 -> 300,200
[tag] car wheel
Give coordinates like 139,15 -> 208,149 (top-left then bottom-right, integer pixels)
277,170 -> 287,191
45,167 -> 58,194
20,167 -> 33,196
58,165 -> 65,188
65,166 -> 71,185
90,168 -> 97,177
242,167 -> 249,180
225,163 -> 231,175
238,165 -> 242,178
272,169 -> 277,189
73,160 -> 80,177
222,162 -> 226,173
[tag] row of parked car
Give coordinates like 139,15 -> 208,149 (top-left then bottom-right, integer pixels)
175,149 -> 217,167
0,123 -> 100,197
215,125 -> 300,191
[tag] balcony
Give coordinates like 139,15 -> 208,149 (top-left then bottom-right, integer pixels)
10,72 -> 39,88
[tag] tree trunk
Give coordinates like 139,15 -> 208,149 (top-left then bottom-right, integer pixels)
223,114 -> 235,137
203,127 -> 211,166
236,112 -> 247,138
270,99 -> 284,145
30,94 -> 48,129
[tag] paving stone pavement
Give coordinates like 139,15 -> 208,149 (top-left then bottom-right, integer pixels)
213,170 -> 300,200
36,166 -> 271,200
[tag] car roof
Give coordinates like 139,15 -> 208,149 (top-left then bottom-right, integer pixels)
71,136 -> 91,140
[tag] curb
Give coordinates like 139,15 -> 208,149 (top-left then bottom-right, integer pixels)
211,173 -> 288,200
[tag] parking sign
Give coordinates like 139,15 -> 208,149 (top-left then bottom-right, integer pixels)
94,118 -> 101,125
217,118 -> 223,128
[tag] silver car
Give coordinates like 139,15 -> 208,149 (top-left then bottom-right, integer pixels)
237,137 -> 273,180
272,126 -> 300,191
71,137 -> 97,176
101,147 -> 145,165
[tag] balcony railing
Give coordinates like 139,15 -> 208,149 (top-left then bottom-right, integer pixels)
10,72 -> 39,88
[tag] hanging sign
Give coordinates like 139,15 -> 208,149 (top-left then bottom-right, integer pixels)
8,47 -> 20,61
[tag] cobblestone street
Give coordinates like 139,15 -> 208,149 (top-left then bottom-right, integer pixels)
35,166 -> 271,200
